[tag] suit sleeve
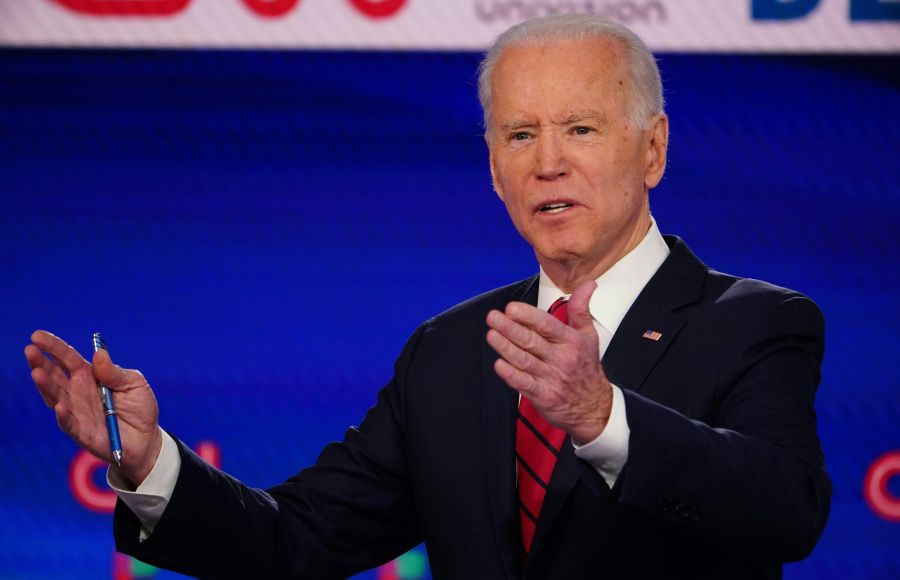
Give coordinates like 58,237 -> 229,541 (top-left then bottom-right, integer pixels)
615,294 -> 831,562
113,326 -> 427,579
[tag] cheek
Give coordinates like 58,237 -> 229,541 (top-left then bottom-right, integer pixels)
590,153 -> 643,195
502,146 -> 535,173
495,160 -> 531,204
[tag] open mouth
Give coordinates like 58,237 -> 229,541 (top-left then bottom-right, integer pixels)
539,202 -> 573,214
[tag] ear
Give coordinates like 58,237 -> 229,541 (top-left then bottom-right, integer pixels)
643,113 -> 669,190
485,132 -> 506,201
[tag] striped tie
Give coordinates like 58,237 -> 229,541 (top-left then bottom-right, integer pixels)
516,297 -> 569,554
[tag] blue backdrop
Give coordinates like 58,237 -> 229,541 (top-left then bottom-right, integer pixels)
1,49 -> 898,578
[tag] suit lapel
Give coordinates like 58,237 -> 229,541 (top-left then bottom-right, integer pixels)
528,237 -> 707,562
480,276 -> 538,580
480,239 -> 706,572
602,304 -> 685,394
603,236 -> 706,394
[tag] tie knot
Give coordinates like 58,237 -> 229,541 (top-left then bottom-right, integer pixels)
549,297 -> 569,325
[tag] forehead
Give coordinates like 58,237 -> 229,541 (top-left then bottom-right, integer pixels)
489,37 -> 630,123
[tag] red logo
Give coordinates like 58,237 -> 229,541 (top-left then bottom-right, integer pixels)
864,451 -> 900,522
51,0 -> 408,19
241,0 -> 301,17
50,0 -> 192,16
69,441 -> 222,513
347,0 -> 407,18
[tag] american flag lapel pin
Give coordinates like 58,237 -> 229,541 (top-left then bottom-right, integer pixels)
642,329 -> 663,341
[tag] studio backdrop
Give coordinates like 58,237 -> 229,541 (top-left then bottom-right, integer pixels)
1,1 -> 898,578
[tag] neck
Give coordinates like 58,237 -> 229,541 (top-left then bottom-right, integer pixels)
540,214 -> 652,293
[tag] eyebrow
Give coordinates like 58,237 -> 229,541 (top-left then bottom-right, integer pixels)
499,120 -> 535,132
498,111 -> 607,133
561,111 -> 607,124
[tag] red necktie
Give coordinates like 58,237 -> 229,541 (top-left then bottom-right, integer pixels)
516,297 -> 569,554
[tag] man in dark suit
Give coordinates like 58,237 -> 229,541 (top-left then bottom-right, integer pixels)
26,14 -> 830,579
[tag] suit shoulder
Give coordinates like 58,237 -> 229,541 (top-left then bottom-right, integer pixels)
701,269 -> 823,328
705,268 -> 814,306
662,237 -> 820,320
391,276 -> 536,376
423,276 -> 537,331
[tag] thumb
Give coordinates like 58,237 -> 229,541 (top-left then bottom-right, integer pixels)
92,349 -> 129,390
567,280 -> 598,332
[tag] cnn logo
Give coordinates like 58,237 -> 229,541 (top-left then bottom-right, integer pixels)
51,0 -> 408,19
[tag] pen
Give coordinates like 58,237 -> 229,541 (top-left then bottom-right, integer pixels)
91,332 -> 123,467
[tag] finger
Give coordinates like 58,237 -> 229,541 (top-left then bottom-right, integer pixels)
32,366 -> 61,407
25,344 -> 71,388
92,349 -> 134,390
26,342 -> 73,381
30,330 -> 88,377
486,328 -> 545,376
494,358 -> 542,399
486,309 -> 554,359
26,345 -> 72,408
502,302 -> 569,342
567,280 -> 598,331
24,343 -> 47,371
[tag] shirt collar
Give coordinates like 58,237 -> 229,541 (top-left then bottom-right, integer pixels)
537,217 -> 670,337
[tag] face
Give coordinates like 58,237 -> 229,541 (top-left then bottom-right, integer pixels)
487,38 -> 668,282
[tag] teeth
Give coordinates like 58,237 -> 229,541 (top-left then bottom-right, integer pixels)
541,202 -> 572,213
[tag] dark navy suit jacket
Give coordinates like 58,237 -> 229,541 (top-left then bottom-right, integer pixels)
114,237 -> 831,579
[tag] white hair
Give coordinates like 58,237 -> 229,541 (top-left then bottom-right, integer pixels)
477,14 -> 665,133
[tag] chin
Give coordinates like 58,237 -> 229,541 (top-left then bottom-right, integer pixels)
535,243 -> 587,266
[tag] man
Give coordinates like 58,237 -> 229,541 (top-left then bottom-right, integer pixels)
25,14 -> 830,579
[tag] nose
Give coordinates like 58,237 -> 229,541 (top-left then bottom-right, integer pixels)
535,133 -> 569,181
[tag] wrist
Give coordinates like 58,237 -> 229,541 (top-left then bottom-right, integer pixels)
571,382 -> 613,445
122,429 -> 163,488
571,416 -> 609,446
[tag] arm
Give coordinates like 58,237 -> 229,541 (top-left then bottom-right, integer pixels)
113,328 -> 426,579
487,284 -> 830,562
26,328 -> 423,578
617,295 -> 830,561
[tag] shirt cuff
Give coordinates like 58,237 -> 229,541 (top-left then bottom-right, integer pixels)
107,428 -> 181,539
572,384 -> 630,489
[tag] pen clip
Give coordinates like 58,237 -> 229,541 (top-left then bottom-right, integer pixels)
92,332 -> 107,353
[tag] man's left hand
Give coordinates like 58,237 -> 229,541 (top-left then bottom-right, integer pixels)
486,280 -> 612,445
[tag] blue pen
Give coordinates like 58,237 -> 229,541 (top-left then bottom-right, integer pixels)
92,333 -> 123,466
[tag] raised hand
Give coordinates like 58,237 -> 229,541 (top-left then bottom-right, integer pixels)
25,330 -> 162,487
485,280 -> 612,445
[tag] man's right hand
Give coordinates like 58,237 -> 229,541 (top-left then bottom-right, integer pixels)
25,330 -> 162,488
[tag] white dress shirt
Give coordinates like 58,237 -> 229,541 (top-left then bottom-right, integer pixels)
537,218 -> 670,488
109,218 -> 670,538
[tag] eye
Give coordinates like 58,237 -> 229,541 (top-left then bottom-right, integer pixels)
572,126 -> 593,136
511,131 -> 530,141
